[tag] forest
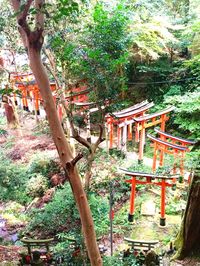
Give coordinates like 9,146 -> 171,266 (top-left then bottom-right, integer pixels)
0,0 -> 199,265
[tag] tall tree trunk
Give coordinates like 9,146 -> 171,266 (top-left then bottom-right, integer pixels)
3,96 -> 18,128
9,1 -> 102,263
28,48 -> 102,265
175,168 -> 200,259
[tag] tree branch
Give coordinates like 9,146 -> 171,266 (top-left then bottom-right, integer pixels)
69,113 -> 92,152
18,0 -> 34,36
93,124 -> 105,152
35,0 -> 45,31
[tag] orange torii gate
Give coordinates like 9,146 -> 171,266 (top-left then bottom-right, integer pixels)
148,130 -> 196,176
120,168 -> 178,226
13,80 -> 56,116
66,86 -> 90,104
10,72 -> 34,110
106,101 -> 154,150
147,134 -> 190,177
9,72 -> 90,120
134,106 -> 174,163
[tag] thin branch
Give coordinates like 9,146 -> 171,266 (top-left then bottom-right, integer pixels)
35,0 -> 45,31
69,114 -> 92,152
43,60 -> 61,90
65,153 -> 84,174
18,0 -> 34,36
71,153 -> 84,166
19,0 -> 34,22
93,124 -> 105,152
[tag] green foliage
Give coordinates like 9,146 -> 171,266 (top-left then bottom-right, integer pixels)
33,120 -> 51,136
0,115 -> 6,125
88,192 -> 109,237
103,254 -> 138,266
27,183 -> 80,235
0,128 -> 7,136
0,154 -> 30,204
49,1 -> 131,110
26,174 -> 48,197
27,184 -> 109,237
28,152 -> 60,177
78,2 -> 130,103
164,89 -> 200,138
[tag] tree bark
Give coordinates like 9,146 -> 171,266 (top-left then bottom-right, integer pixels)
9,0 -> 102,264
28,46 -> 102,266
175,168 -> 200,259
3,96 -> 18,128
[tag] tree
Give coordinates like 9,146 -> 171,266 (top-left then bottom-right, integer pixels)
9,1 -> 102,265
44,1 -> 131,189
174,152 -> 200,259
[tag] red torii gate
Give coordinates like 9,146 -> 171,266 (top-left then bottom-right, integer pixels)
106,101 -> 154,150
120,168 -> 178,226
134,106 -> 174,163
148,130 -> 196,176
9,72 -> 90,120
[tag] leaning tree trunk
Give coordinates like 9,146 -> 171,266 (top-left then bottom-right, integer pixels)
174,168 -> 200,259
28,48 -> 102,266
10,1 -> 102,264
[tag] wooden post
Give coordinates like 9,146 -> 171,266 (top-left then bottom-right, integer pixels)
109,118 -> 114,150
159,114 -> 166,166
138,121 -> 145,163
24,89 -> 29,111
22,90 -> 26,110
152,142 -> 158,172
117,126 -> 121,150
34,89 -> 40,115
160,179 -> 166,226
122,122 -> 127,153
128,123 -> 132,141
58,104 -> 63,122
135,122 -> 139,143
128,177 -> 136,222
180,151 -> 185,177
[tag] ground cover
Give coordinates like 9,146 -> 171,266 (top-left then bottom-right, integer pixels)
0,112 -> 198,265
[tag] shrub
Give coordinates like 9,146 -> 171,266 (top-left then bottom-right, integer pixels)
28,152 -> 60,177
26,174 -> 48,197
88,192 -> 110,237
0,155 -> 31,204
27,185 -> 110,238
27,183 -> 80,235
33,119 -> 51,136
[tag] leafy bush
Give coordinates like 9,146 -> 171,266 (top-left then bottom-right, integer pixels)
28,152 -> 60,177
0,115 -> 6,125
33,119 -> 51,136
26,174 -> 48,197
0,154 -> 30,204
88,192 -> 110,237
27,183 -> 80,236
27,183 -> 110,238
164,89 -> 200,139
103,254 -> 138,266
0,128 -> 7,136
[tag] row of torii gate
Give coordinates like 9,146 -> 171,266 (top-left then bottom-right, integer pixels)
7,72 -> 196,226
8,72 -> 90,120
106,101 -> 195,226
